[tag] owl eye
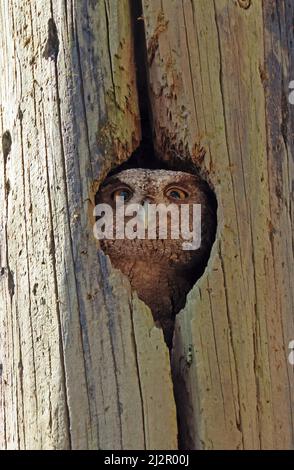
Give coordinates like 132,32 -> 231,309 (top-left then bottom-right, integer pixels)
112,187 -> 133,202
166,187 -> 189,201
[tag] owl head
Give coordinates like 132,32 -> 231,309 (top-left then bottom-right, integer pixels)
95,168 -> 216,268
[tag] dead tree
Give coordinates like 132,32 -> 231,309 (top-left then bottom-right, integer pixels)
0,0 -> 293,450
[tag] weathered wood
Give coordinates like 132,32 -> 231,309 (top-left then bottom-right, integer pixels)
0,0 -> 177,450
1,0 -> 293,451
143,0 -> 294,449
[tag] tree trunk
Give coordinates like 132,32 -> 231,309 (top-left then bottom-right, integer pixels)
0,0 -> 176,450
1,0 -> 293,450
141,0 -> 294,449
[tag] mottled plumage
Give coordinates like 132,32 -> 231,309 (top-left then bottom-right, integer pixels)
96,169 -> 216,347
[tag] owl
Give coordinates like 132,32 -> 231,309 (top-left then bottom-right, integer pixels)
95,168 -> 216,347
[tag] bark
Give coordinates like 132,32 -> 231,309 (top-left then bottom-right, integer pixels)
0,0 -> 293,451
0,0 -> 176,450
142,0 -> 294,449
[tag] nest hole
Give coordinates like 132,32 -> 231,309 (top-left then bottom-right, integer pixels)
95,146 -> 217,348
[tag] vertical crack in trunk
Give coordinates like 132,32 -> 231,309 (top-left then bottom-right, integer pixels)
131,0 -> 183,450
129,0 -> 157,169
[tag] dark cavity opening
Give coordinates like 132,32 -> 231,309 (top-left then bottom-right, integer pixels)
2,130 -> 12,164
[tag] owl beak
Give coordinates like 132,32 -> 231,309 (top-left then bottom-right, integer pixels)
140,198 -> 152,230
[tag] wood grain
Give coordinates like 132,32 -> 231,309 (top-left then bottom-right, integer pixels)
1,0 -> 293,450
0,0 -> 177,449
143,0 -> 294,449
